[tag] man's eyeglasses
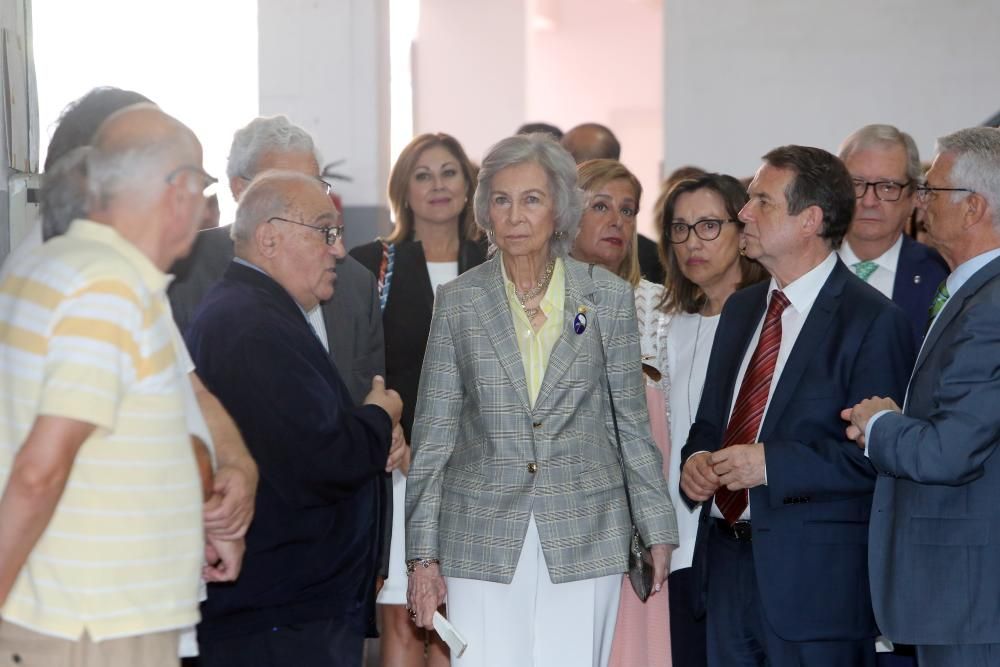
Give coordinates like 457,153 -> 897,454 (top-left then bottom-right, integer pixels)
853,179 -> 912,202
915,185 -> 976,204
267,216 -> 344,246
668,219 -> 737,244
167,165 -> 219,197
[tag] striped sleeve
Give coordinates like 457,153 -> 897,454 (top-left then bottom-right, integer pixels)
39,279 -> 147,430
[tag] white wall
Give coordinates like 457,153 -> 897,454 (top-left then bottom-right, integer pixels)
413,0 -> 664,235
258,0 -> 391,244
525,0 -> 662,236
413,0 -> 526,164
663,0 -> 1000,180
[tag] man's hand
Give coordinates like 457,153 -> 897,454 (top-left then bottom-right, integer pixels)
841,397 -> 901,449
364,376 -> 403,426
386,424 -> 410,474
203,536 -> 245,583
680,452 -> 721,502
710,443 -> 766,491
649,543 -> 673,596
203,466 -> 256,540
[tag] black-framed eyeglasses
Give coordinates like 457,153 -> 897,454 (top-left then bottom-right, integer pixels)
915,185 -> 976,204
167,165 -> 219,197
241,174 -> 333,195
668,219 -> 737,244
853,179 -> 912,202
267,216 -> 344,246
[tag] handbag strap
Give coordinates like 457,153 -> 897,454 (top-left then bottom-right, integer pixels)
377,240 -> 396,312
587,265 -> 641,528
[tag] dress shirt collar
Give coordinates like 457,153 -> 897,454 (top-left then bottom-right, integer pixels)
947,247 -> 1000,296
768,251 -> 838,314
839,234 -> 902,274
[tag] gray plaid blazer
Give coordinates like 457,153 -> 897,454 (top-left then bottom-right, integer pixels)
405,255 -> 677,584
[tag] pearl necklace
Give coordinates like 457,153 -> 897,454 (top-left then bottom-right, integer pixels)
514,258 -> 556,320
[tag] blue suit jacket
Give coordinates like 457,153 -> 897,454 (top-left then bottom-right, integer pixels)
869,255 -> 1000,646
891,235 -> 949,348
681,259 -> 915,642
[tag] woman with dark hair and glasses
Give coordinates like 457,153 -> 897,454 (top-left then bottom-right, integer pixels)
652,173 -> 768,666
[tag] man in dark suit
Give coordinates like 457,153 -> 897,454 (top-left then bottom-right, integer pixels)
680,145 -> 914,666
845,127 -> 1000,667
168,117 -> 397,606
837,124 -> 948,348
187,171 -> 403,666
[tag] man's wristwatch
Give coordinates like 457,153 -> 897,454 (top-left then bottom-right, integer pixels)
405,558 -> 440,575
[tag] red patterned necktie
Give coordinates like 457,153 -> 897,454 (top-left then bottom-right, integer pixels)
715,289 -> 791,524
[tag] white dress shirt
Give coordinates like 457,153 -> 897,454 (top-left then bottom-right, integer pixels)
838,235 -> 902,299
710,252 -> 839,519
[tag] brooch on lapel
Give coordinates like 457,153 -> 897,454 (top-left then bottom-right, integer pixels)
573,306 -> 588,334
913,275 -> 922,284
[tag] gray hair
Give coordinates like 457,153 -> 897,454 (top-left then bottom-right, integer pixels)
226,115 -> 319,181
474,133 -> 583,257
838,123 -> 922,183
936,127 -> 1000,222
40,146 -> 90,241
85,113 -> 198,210
231,169 -> 321,244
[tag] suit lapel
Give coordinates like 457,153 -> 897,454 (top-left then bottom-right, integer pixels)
472,256 -> 532,412
759,261 -> 846,439
535,259 -> 595,410
911,255 -> 1000,377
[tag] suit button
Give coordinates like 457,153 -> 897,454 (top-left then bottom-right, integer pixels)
527,462 -> 538,474
532,421 -> 542,428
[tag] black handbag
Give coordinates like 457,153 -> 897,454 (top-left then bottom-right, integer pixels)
590,270 -> 655,603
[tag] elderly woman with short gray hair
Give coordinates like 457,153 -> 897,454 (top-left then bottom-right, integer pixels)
405,134 -> 677,666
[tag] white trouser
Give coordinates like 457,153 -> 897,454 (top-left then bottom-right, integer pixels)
446,514 -> 622,667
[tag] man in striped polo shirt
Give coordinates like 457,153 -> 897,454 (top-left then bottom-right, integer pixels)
0,106 -> 214,666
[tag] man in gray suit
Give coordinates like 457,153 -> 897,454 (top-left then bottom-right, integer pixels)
169,115 -> 384,405
845,126 -> 1000,667
167,116 -> 394,607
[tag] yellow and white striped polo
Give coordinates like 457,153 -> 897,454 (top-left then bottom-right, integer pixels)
0,219 -> 203,641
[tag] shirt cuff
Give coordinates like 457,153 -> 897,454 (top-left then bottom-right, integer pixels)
864,410 -> 893,458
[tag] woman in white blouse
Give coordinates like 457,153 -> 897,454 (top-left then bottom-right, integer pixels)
652,173 -> 768,666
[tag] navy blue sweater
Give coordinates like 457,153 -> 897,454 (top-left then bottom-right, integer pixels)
186,262 -> 392,640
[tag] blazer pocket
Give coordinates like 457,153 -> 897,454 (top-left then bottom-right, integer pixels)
908,517 -> 990,546
577,462 -> 624,497
803,520 -> 869,545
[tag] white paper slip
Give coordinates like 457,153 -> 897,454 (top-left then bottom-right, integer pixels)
433,611 -> 469,658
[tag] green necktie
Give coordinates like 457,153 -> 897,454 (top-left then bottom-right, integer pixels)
928,280 -> 950,320
852,260 -> 878,282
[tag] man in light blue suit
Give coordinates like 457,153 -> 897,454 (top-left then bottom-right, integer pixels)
837,124 -> 949,350
846,126 -> 1000,667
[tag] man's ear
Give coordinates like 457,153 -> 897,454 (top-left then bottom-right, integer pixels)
230,176 -> 246,203
255,219 -> 280,258
962,192 -> 991,231
801,204 -> 824,238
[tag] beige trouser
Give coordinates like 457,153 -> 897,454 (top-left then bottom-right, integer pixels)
0,620 -> 179,667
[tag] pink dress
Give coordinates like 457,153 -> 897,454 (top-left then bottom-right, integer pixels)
608,281 -> 672,667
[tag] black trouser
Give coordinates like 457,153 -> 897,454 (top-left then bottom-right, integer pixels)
197,617 -> 364,667
668,566 -> 708,667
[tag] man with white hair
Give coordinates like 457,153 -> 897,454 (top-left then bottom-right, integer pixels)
169,116 -> 384,408
837,124 -> 948,346
846,127 -> 1000,667
186,170 -> 402,666
0,106 -> 214,665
